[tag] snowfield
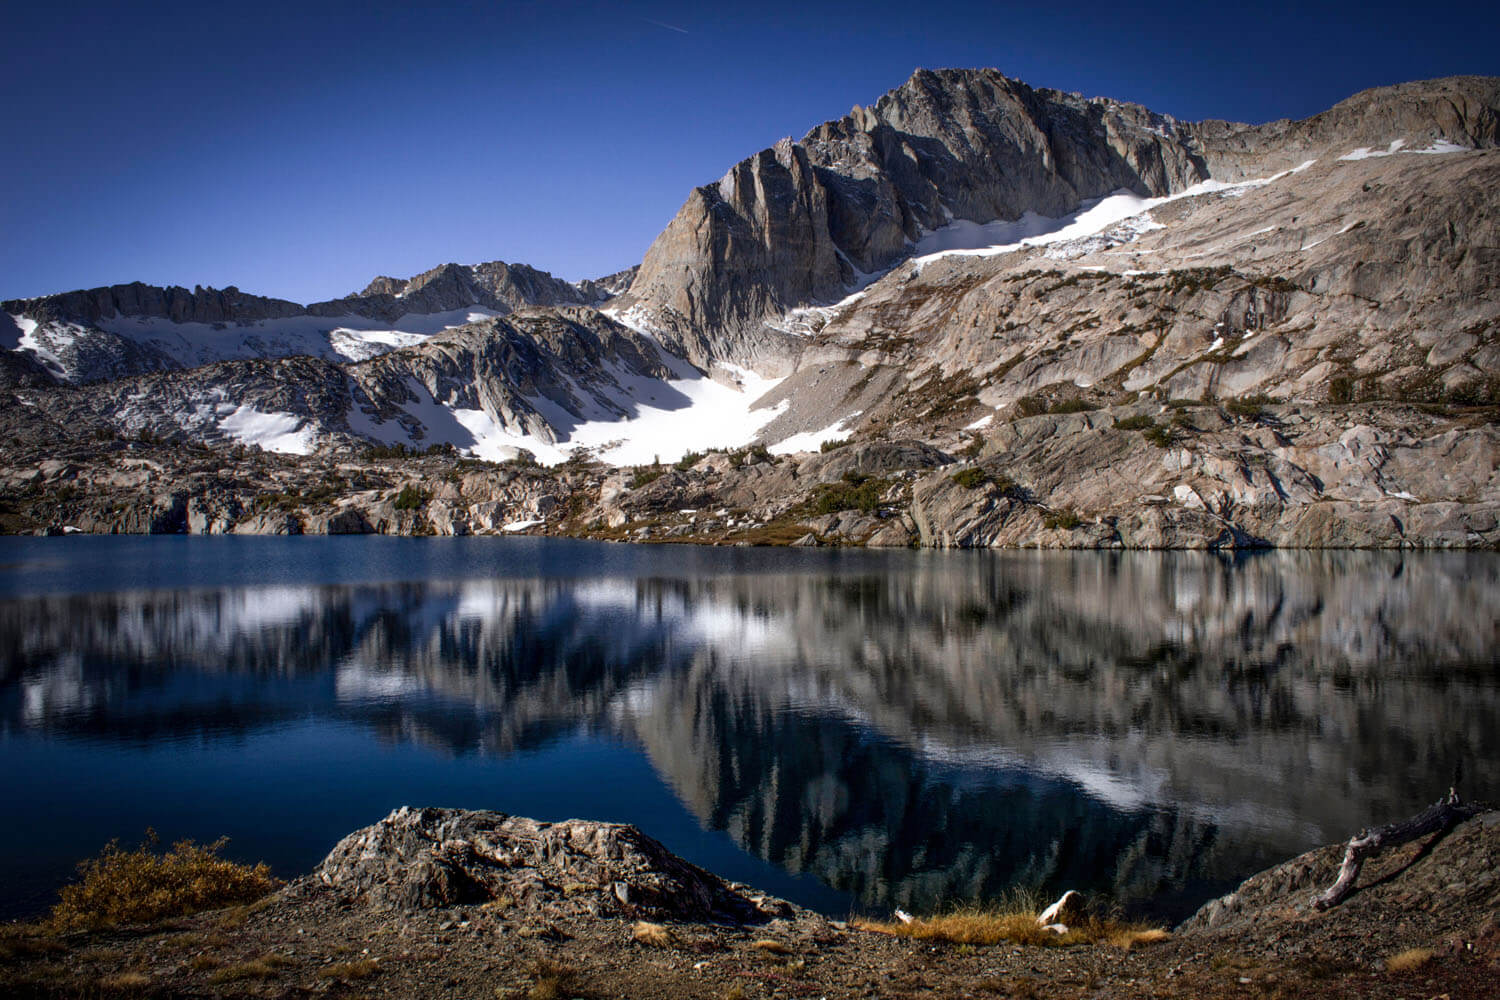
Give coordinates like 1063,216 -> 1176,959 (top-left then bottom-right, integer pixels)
343,365 -> 790,467
97,307 -> 501,368
2,306 -> 504,383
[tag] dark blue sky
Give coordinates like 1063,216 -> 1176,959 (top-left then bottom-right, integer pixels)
5,1 -> 1496,304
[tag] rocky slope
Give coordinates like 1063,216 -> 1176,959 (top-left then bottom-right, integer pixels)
1,259 -> 633,385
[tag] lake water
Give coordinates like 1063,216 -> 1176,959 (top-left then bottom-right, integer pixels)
2,537 -> 1497,923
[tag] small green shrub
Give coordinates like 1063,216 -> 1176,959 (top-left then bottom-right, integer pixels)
1043,509 -> 1082,531
1015,395 -> 1049,417
1114,415 -> 1156,431
364,442 -> 414,460
728,444 -> 774,467
807,473 -> 890,515
991,472 -> 1022,498
1049,399 -> 1098,414
951,467 -> 989,489
1225,395 -> 1272,418
820,438 -> 849,453
1016,396 -> 1099,417
675,450 -> 705,470
392,485 -> 427,511
1143,425 -> 1175,448
630,467 -> 666,489
1329,376 -> 1354,404
253,492 -> 301,513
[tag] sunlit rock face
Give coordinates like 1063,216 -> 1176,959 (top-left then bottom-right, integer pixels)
618,71 -> 1499,367
3,551 -> 1497,917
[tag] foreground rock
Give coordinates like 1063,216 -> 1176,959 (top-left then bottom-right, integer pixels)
314,807 -> 787,924
4,806 -> 1499,999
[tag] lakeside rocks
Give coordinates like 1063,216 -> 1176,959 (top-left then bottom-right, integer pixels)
6,401 -> 1495,549
315,807 -> 787,924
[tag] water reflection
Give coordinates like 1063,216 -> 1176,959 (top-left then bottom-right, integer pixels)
3,550 -> 1497,920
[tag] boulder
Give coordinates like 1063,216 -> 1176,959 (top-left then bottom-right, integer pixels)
312,806 -> 784,924
1037,890 -> 1085,927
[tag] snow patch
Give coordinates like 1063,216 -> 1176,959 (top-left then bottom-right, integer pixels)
1339,139 -> 1408,160
964,414 -> 994,430
768,412 -> 861,455
217,405 -> 316,454
1408,140 -> 1469,155
354,366 -> 788,468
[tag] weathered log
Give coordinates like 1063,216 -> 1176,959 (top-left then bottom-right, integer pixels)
1312,789 -> 1483,910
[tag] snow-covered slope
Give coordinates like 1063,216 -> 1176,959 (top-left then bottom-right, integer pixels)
5,307 -> 505,384
1,258 -> 629,384
52,307 -> 794,466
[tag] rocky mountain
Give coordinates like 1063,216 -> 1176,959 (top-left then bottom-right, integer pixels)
613,70 -> 1500,367
3,68 -> 1499,547
1,259 -> 634,385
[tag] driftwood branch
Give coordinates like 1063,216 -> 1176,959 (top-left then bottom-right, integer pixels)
1312,789 -> 1481,910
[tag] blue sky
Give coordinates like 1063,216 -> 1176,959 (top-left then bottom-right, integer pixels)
4,1 -> 1496,304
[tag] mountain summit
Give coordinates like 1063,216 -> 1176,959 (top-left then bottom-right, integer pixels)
615,69 -> 1499,366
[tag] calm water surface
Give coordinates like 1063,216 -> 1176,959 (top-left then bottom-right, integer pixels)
2,537 -> 1497,922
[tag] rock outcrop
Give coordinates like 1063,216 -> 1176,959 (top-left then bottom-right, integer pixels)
314,806 -> 785,923
1178,806 -> 1500,967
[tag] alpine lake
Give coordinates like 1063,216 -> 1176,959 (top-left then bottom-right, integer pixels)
2,536 -> 1496,924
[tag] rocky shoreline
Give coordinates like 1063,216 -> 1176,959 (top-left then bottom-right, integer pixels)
4,804 -> 1499,999
4,398 -> 1499,549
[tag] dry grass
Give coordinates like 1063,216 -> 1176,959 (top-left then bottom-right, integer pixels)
0,928 -> 66,962
50,831 -> 281,931
631,921 -> 676,947
1384,947 -> 1434,972
854,904 -> 1168,949
1108,927 -> 1172,950
528,957 -> 583,1000
206,953 -> 293,984
319,958 -> 380,980
752,939 -> 794,955
99,971 -> 151,991
186,953 -> 224,971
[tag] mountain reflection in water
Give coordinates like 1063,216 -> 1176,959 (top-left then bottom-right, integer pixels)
3,548 -> 1497,922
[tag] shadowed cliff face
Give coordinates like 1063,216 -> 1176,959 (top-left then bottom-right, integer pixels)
3,551 -> 1497,918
